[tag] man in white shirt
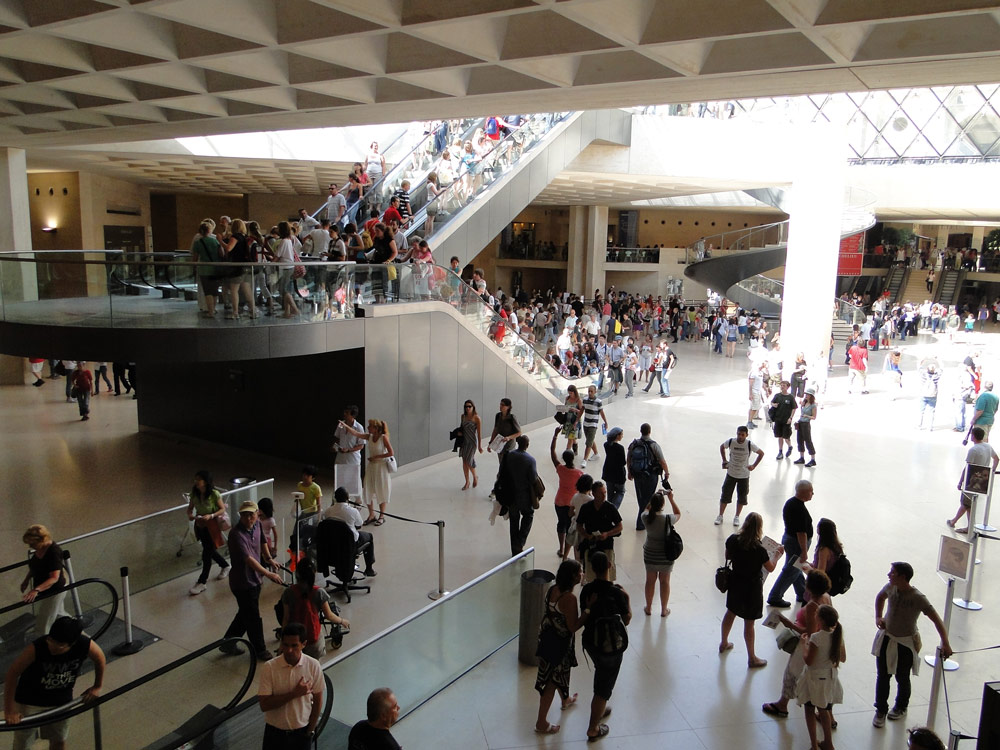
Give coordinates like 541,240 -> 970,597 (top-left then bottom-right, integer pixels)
324,487 -> 376,576
258,622 -> 324,749
305,220 -> 331,257
332,406 -> 364,501
297,208 -> 319,236
715,425 -> 764,526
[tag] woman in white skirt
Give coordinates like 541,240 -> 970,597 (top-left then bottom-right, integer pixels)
797,604 -> 845,750
340,419 -> 394,526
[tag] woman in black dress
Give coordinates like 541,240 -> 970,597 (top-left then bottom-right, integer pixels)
720,512 -> 783,668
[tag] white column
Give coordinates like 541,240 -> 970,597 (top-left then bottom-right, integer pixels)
566,206 -> 587,295
583,206 -> 608,298
0,147 -> 35,302
779,125 -> 846,375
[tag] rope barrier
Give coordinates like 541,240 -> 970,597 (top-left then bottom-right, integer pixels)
948,643 -> 1000,655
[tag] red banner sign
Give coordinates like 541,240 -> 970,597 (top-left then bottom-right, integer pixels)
837,231 -> 865,276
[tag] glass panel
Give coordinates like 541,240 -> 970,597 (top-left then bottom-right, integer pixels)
979,84 -> 1000,99
901,133 -> 939,159
863,134 -> 899,159
0,253 -> 113,326
860,90 -> 897,130
846,110 -> 878,156
58,479 -> 273,595
888,88 -> 911,105
962,108 -> 1000,153
922,107 -> 964,153
899,88 -> 941,130
881,110 -> 917,154
943,133 -> 981,158
322,551 -> 533,727
931,86 -> 954,102
943,86 -> 984,128
817,93 -> 857,126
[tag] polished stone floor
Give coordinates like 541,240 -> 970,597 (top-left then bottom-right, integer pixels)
1,322 -> 998,749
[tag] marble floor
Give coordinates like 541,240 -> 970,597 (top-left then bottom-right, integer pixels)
1,323 -> 998,749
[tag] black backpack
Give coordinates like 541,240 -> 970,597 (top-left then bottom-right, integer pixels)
663,516 -> 683,562
628,439 -> 658,476
585,587 -> 629,656
828,553 -> 853,596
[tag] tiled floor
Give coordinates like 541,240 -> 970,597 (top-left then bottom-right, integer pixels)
2,324 -> 999,748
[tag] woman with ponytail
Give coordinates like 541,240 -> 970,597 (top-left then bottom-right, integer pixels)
797,604 -> 845,750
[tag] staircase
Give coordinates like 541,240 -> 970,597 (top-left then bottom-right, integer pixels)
897,269 -> 931,305
831,315 -> 855,343
935,269 -> 964,306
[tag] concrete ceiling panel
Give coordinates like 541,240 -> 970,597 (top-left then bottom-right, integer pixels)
410,16 -> 508,62
389,68 -> 470,97
574,50 -> 682,86
701,32 -> 832,75
401,0 -> 534,26
641,0 -> 793,44
559,0 -> 657,46
285,53 -> 369,85
50,13 -> 177,60
0,34 -> 95,70
144,0 -> 277,46
196,50 -> 289,85
854,14 -> 1000,62
22,0 -> 115,28
290,36 -> 387,75
384,32 -> 484,74
499,10 -> 620,59
274,0 -> 385,45
816,0 -> 1000,26
466,65 -> 556,96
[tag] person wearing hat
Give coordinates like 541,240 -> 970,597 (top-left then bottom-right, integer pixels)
793,388 -> 818,467
221,500 -> 284,661
601,427 -> 627,510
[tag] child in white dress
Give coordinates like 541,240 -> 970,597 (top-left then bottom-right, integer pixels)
797,604 -> 845,750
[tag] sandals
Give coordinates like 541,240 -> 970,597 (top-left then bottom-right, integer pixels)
373,516 -> 386,526
560,693 -> 578,710
363,518 -> 376,526
762,702 -> 789,718
534,723 -> 560,735
587,724 -> 610,742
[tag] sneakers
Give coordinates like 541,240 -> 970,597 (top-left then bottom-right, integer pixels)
714,515 -> 724,525
793,457 -> 805,464
872,712 -> 886,728
767,599 -> 791,608
775,452 -> 784,460
218,642 -> 245,656
364,568 -> 377,577
580,459 -> 587,469
887,707 -> 907,721
216,566 -> 230,580
189,583 -> 207,595
805,459 -> 817,467
785,446 -> 792,457
733,515 -> 741,527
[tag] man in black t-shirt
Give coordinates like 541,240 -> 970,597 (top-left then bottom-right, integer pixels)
4,616 -> 105,748
579,551 -> 631,743
349,687 -> 402,750
767,480 -> 814,608
770,380 -> 797,460
577,482 -> 623,582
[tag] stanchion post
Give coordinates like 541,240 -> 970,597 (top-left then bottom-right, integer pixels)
947,729 -> 961,750
926,645 -> 945,731
62,551 -> 84,619
974,469 -> 996,533
955,494 -> 983,611
112,566 -> 144,656
428,521 -> 450,601
925,577 -> 959,671
93,702 -> 102,750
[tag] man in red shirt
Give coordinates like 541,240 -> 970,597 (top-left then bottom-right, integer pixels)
848,339 -> 869,394
381,196 -> 403,227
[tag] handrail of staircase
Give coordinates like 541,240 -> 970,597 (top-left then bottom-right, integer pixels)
403,112 -> 573,243
310,117 -> 485,227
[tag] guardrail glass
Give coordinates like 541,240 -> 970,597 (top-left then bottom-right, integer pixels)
732,274 -> 866,327
321,549 -> 534,730
0,637 -> 258,750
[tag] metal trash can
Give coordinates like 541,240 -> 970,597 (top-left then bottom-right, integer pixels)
518,569 -> 555,666
229,477 -> 256,489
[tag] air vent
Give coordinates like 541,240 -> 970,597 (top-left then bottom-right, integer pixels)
107,204 -> 141,216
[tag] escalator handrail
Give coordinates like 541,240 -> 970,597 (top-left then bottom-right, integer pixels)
404,113 -> 572,242
0,577 -> 119,642
0,637 -> 256,734
310,118 -> 484,225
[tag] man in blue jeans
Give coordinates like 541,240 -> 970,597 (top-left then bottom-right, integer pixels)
767,480 -> 813,608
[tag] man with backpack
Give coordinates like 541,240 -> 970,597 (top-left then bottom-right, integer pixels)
626,423 -> 669,531
579,551 -> 631,743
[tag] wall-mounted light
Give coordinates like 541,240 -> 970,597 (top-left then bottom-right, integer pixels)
41,225 -> 57,233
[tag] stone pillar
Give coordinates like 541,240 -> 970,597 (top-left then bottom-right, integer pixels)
583,206 -> 608,299
779,128 -> 846,377
567,205 -> 608,299
972,225 -> 985,252
0,147 -> 35,303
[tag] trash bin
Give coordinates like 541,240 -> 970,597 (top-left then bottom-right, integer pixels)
229,477 -> 256,489
518,568 -> 555,666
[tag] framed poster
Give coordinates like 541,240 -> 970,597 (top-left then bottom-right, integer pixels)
938,535 -> 973,581
964,465 -> 991,495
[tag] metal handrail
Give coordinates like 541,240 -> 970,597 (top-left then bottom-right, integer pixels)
0,577 -> 119,637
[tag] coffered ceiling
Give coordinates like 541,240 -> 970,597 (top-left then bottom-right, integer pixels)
3,0 -> 1000,147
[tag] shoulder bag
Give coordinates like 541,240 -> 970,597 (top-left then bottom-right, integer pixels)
385,455 -> 398,473
714,560 -> 732,593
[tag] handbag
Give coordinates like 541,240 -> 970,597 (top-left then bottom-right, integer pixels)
776,627 -> 799,654
385,455 -> 398,473
714,561 -> 732,593
217,513 -> 232,532
292,249 -> 306,279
